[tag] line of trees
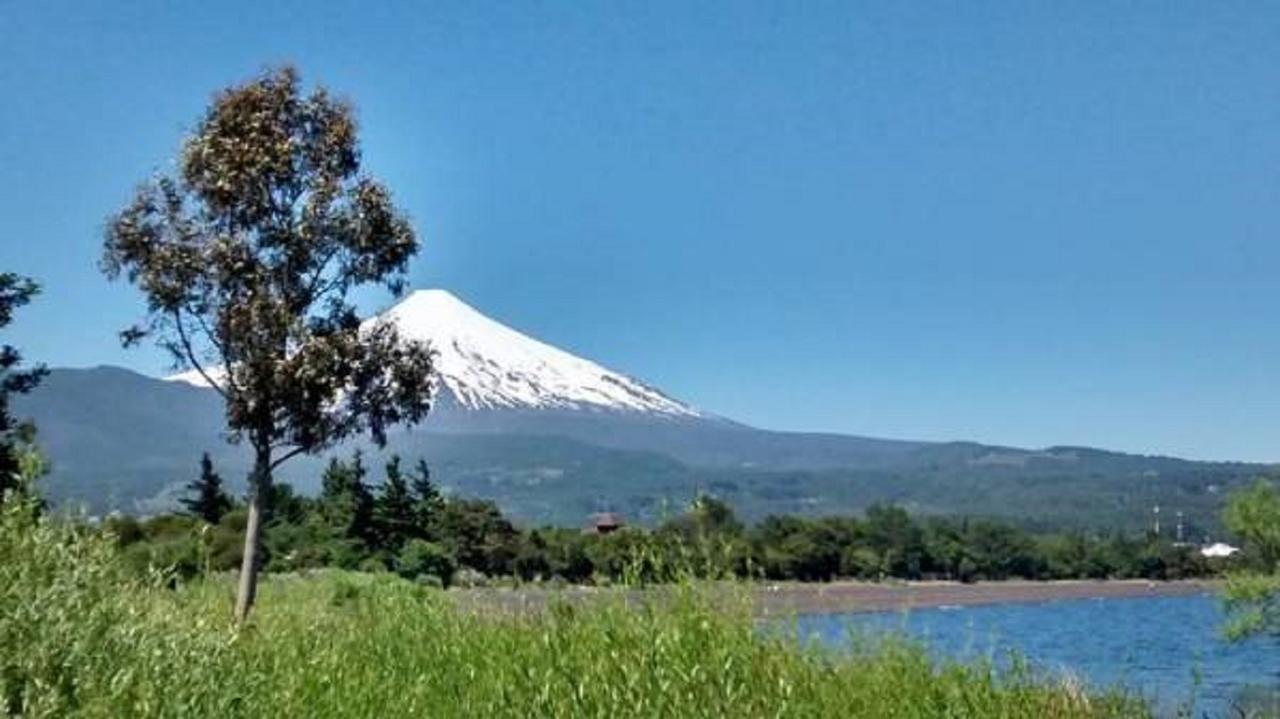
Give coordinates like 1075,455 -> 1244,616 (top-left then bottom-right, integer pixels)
108,452 -> 496,587
104,452 -> 1221,588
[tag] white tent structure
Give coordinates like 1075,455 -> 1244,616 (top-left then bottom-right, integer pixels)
1200,542 -> 1240,558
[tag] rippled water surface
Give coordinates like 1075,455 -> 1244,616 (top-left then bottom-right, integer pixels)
793,594 -> 1280,717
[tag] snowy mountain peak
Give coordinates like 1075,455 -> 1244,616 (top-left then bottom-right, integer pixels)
168,289 -> 700,418
380,289 -> 698,416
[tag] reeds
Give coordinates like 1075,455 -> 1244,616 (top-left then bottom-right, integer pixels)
0,496 -> 1149,718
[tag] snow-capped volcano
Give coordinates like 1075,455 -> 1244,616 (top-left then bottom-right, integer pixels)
168,289 -> 700,417
382,290 -> 697,415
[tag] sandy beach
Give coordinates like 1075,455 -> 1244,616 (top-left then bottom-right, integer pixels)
748,579 -> 1214,617
457,579 -> 1214,618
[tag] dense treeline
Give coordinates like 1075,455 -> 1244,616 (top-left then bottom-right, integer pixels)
102,452 -> 1218,587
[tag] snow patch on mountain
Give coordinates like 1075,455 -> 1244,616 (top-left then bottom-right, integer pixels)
167,289 -> 700,417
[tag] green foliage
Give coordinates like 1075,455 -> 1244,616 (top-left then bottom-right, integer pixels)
1224,479 -> 1280,572
180,452 -> 233,524
256,459 -> 455,575
319,451 -> 376,550
105,507 -> 246,582
101,66 -> 436,617
539,528 -> 594,583
394,539 -> 456,586
374,455 -> 417,551
0,494 -> 137,716
116,464 -> 1216,588
864,504 -> 927,578
1221,479 -> 1280,640
101,66 -> 434,457
436,497 -> 521,577
1223,572 -> 1280,641
407,458 -> 444,534
0,273 -> 47,502
756,515 -> 844,581
0,499 -> 1149,717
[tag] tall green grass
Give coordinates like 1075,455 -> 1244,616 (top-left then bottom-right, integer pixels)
0,497 -> 1148,718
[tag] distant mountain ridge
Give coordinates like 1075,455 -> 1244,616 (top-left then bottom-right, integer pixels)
13,289 -> 1271,531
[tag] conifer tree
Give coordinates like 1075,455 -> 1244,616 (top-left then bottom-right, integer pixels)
409,459 -> 444,538
374,455 -> 418,551
0,273 -> 47,501
320,451 -> 375,546
180,452 -> 232,524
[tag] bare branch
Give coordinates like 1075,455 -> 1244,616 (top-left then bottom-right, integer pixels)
302,244 -> 343,306
311,274 -> 347,305
172,309 -> 227,399
192,311 -> 243,396
269,445 -> 308,471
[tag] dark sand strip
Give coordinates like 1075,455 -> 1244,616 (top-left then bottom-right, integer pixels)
457,580 -> 1214,618
750,579 -> 1213,617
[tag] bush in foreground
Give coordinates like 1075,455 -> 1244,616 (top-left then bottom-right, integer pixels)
0,497 -> 1147,718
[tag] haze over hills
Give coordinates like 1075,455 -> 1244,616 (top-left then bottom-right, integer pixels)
14,290 -> 1269,532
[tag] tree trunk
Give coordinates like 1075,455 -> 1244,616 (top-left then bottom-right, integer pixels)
234,449 -> 271,622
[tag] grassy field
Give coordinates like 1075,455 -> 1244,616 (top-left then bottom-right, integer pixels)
0,498 -> 1151,718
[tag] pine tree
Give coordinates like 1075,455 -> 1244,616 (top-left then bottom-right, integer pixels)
0,274 -> 47,501
181,452 -> 232,524
374,455 -> 418,551
409,459 -> 444,539
320,451 -> 375,546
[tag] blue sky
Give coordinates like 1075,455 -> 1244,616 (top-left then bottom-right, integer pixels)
2,2 -> 1279,460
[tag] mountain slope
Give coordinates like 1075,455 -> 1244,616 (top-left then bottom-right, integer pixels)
18,365 -> 1268,531
15,289 -> 1272,530
171,289 -> 698,417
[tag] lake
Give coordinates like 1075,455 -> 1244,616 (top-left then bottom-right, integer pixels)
792,593 -> 1280,718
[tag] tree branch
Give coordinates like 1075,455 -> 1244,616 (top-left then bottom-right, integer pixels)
192,312 -> 243,396
172,310 -> 228,399
269,445 -> 308,471
302,245 -> 343,306
311,273 -> 350,307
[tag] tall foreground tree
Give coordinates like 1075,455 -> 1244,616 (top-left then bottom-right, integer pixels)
0,273 -> 47,500
103,67 -> 434,620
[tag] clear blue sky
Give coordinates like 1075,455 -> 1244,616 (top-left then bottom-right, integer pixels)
2,1 -> 1279,461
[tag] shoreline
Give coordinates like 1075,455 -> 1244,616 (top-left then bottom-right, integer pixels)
456,579 -> 1216,618
749,579 -> 1215,617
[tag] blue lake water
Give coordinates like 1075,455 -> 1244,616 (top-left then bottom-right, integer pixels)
791,594 -> 1280,718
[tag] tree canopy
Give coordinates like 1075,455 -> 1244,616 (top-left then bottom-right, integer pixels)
102,66 -> 435,619
1222,479 -> 1280,640
102,67 -> 433,459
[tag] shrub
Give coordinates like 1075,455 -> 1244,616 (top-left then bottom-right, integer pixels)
394,539 -> 456,587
